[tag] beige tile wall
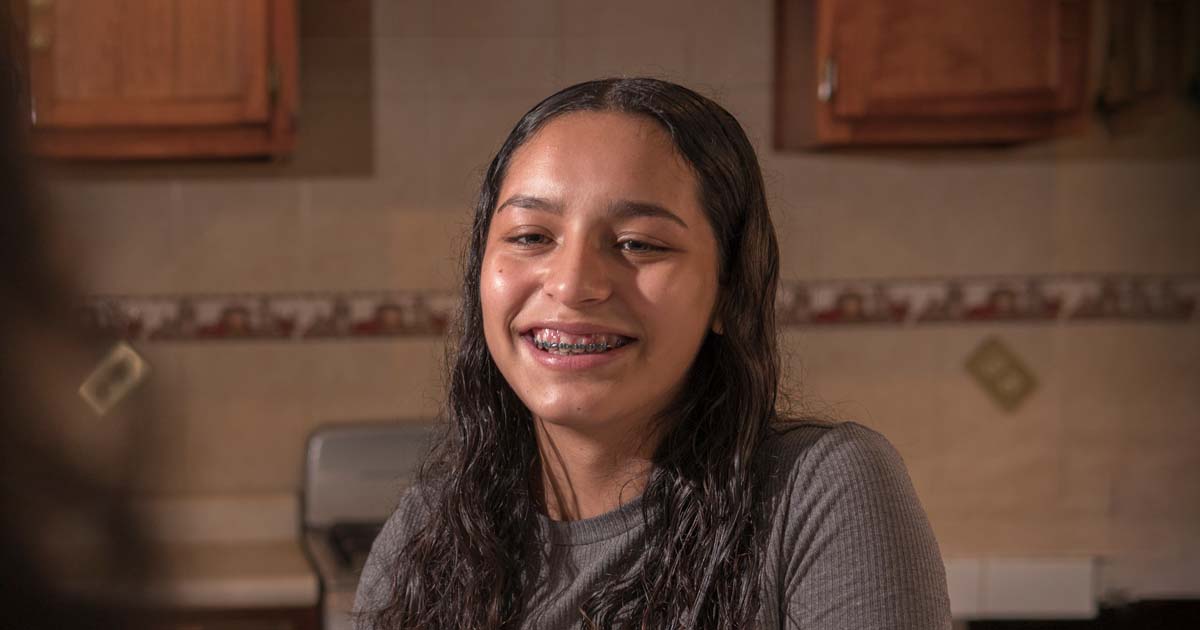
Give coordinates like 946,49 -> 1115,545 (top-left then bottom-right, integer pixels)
41,0 -> 1200,597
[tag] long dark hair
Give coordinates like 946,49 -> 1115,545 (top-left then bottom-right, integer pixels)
369,78 -> 781,629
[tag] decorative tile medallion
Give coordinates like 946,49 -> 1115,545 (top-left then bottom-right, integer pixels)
964,336 -> 1038,412
78,341 -> 151,415
80,274 -> 1199,343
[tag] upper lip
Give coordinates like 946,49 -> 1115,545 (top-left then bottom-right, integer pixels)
520,321 -> 638,339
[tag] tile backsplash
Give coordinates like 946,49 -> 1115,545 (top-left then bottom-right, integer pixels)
41,0 -> 1200,603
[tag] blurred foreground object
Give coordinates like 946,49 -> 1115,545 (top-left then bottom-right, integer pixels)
2,2 -> 154,628
16,0 -> 298,160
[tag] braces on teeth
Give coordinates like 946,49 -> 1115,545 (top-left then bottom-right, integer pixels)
532,338 -> 625,353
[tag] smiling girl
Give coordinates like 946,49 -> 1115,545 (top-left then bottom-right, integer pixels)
355,78 -> 950,630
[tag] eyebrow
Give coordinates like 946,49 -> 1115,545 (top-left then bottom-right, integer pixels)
497,194 -> 561,214
496,195 -> 689,229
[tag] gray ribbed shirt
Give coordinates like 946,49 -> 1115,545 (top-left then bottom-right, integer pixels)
355,421 -> 951,629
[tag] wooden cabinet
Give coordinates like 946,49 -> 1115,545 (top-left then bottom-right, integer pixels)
775,0 -> 1091,147
1095,0 -> 1195,124
17,0 -> 297,159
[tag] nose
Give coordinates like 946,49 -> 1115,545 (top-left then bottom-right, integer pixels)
543,236 -> 612,308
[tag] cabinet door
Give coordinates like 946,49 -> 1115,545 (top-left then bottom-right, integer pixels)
826,0 -> 1087,119
27,0 -> 270,128
775,0 -> 1091,147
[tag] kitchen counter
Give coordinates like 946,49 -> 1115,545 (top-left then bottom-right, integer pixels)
143,539 -> 319,608
135,493 -> 320,609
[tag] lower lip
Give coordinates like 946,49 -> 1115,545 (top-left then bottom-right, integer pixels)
520,334 -> 633,371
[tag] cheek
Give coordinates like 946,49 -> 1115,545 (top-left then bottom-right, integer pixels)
480,259 -> 506,331
481,255 -> 528,340
634,264 -> 719,330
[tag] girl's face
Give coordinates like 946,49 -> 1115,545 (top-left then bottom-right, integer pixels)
481,112 -> 720,438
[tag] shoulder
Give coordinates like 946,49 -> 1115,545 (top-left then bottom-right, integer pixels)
759,420 -> 952,628
760,419 -> 907,490
370,484 -> 434,556
354,484 -> 435,615
758,418 -> 926,540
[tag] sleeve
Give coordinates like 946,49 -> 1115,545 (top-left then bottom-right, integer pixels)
778,422 -> 951,630
352,488 -> 428,623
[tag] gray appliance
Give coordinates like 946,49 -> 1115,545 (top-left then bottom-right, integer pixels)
301,421 -> 435,630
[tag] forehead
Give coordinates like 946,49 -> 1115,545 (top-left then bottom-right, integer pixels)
499,111 -> 699,210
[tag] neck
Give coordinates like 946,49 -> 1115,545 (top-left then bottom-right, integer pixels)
534,415 -> 661,521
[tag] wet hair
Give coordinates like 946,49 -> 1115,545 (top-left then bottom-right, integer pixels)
369,77 -> 781,629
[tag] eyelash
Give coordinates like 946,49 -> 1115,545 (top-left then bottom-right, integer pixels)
507,233 -> 551,247
617,239 -> 666,253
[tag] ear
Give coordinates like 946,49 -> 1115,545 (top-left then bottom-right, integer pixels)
711,318 -> 724,335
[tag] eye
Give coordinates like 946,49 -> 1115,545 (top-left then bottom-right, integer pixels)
505,233 -> 552,247
617,239 -> 667,254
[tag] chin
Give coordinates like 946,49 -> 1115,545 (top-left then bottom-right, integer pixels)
522,393 -> 624,431
528,402 -> 608,428
528,397 -> 670,446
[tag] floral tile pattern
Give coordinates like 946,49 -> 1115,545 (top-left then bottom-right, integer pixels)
80,274 -> 1199,343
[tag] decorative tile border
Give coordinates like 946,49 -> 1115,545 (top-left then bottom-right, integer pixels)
79,292 -> 459,342
80,274 -> 1199,342
776,274 -> 1200,327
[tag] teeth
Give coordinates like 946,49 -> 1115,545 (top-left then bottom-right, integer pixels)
530,329 -> 631,355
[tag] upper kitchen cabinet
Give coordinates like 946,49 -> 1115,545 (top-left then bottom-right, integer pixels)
21,0 -> 297,159
775,0 -> 1091,147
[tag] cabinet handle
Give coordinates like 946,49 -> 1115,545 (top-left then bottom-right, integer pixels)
818,58 -> 838,102
29,30 -> 51,51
